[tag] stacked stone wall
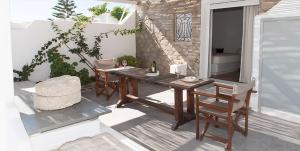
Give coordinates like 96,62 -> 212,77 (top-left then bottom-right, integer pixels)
135,0 -> 201,75
130,0 -> 281,75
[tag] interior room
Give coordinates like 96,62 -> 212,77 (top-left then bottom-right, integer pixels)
210,7 -> 244,82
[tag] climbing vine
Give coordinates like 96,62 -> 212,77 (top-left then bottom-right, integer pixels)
13,1 -> 142,85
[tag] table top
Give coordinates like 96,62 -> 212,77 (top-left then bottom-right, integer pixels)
96,66 -> 124,72
111,67 -> 213,89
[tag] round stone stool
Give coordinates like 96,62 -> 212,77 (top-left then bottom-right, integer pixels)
34,75 -> 81,110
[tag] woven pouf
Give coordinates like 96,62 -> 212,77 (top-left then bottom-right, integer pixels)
34,75 -> 81,110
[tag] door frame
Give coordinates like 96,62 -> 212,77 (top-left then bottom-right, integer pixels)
199,0 -> 260,78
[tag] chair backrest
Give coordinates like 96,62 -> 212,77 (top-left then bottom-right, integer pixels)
232,79 -> 255,110
232,80 -> 255,95
94,59 -> 115,70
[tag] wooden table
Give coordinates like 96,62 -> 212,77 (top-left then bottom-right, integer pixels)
111,67 -> 213,130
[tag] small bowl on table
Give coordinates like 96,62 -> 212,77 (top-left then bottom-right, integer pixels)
181,76 -> 199,83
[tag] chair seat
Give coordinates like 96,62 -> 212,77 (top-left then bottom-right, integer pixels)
194,80 -> 255,151
107,74 -> 119,82
97,74 -> 119,83
198,98 -> 243,118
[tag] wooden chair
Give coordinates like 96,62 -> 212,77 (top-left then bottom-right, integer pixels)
94,59 -> 119,100
193,80 -> 255,151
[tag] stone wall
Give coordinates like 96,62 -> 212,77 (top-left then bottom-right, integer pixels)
131,0 -> 281,76
260,0 -> 281,13
135,0 -> 201,75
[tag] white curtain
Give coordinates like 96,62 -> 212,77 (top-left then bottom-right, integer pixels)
239,5 -> 259,83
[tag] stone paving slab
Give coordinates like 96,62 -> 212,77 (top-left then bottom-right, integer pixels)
14,81 -> 111,135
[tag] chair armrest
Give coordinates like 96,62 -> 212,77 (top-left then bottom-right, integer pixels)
193,89 -> 238,103
192,89 -> 217,98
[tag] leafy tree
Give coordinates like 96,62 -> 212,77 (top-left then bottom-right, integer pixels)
47,50 -> 91,85
111,6 -> 128,21
14,1 -> 143,84
89,3 -> 108,16
52,0 -> 77,19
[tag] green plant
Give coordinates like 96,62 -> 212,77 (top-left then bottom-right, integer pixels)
72,15 -> 92,26
111,7 -> 128,21
52,0 -> 78,19
13,0 -> 143,83
47,50 -> 91,85
89,3 -> 108,16
117,55 -> 137,67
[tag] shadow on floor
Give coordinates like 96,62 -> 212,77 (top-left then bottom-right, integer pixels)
82,82 -> 300,151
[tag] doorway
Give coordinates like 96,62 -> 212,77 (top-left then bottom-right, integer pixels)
199,0 -> 260,82
210,7 -> 243,82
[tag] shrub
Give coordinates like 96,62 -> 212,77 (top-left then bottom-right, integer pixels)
14,0 -> 142,83
89,3 -> 108,16
47,50 -> 91,85
117,55 -> 137,67
111,7 -> 128,21
72,15 -> 91,25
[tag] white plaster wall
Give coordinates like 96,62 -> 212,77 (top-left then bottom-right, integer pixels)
11,12 -> 136,82
0,0 -> 32,150
251,15 -> 262,112
212,8 -> 243,53
210,0 -> 259,9
252,0 -> 300,122
252,15 -> 300,121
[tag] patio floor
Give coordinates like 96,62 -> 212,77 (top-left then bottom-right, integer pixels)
82,82 -> 300,151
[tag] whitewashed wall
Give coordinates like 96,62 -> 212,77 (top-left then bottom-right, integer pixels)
251,0 -> 300,122
1,0 -> 32,150
11,12 -> 136,82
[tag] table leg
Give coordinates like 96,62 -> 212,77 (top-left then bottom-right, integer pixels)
130,78 -> 138,96
172,88 -> 183,130
187,89 -> 195,114
104,72 -> 109,100
95,71 -> 100,96
117,76 -> 127,108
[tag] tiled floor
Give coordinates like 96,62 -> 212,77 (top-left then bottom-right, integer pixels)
82,82 -> 300,151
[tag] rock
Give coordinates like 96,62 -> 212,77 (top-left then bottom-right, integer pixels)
34,75 -> 81,110
34,92 -> 81,110
35,75 -> 81,97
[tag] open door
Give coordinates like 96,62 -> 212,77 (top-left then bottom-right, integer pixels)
199,0 -> 259,79
210,7 -> 244,82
